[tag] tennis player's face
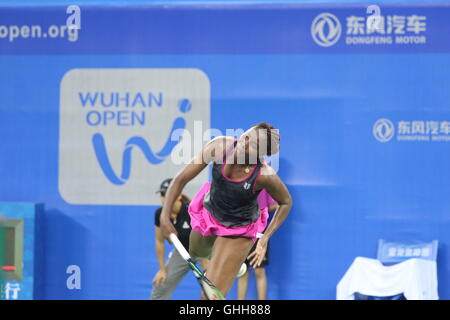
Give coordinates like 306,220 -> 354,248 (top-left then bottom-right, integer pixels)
237,128 -> 259,164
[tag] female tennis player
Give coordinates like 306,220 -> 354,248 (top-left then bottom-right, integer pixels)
160,122 -> 292,299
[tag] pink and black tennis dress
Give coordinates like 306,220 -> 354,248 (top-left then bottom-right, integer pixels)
188,140 -> 269,243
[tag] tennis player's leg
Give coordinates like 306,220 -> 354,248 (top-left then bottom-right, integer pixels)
238,242 -> 256,300
150,249 -> 191,300
203,236 -> 254,298
189,230 -> 216,259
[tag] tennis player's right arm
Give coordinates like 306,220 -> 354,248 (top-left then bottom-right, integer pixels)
160,136 -> 229,240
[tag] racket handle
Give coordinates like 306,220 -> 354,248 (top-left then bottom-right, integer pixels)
170,233 -> 191,261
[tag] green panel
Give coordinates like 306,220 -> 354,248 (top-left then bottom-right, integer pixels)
0,203 -> 38,300
15,221 -> 24,281
0,219 -> 23,282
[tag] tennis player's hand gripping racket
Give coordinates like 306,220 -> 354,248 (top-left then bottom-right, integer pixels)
169,233 -> 225,300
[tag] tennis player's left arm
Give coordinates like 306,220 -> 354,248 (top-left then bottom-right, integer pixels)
249,169 -> 292,267
257,168 -> 293,240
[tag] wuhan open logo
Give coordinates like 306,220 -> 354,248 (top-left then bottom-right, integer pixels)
59,68 -> 210,205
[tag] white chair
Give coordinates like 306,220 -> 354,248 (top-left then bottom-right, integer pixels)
337,240 -> 439,300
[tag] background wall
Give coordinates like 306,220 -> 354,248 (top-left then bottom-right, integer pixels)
0,2 -> 449,299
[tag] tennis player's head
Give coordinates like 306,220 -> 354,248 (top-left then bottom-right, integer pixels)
237,122 -> 280,164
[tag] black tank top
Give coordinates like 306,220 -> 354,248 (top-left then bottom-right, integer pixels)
203,140 -> 263,228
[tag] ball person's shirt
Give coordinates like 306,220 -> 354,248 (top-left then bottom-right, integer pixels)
154,202 -> 192,250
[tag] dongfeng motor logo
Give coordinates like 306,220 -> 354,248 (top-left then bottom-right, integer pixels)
311,13 -> 342,47
373,118 -> 395,142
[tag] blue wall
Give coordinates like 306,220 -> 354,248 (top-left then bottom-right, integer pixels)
1,0 -> 450,6
0,3 -> 449,299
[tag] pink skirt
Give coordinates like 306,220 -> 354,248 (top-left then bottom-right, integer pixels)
188,182 -> 269,243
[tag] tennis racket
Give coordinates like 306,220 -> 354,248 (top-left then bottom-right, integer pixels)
169,233 -> 225,300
